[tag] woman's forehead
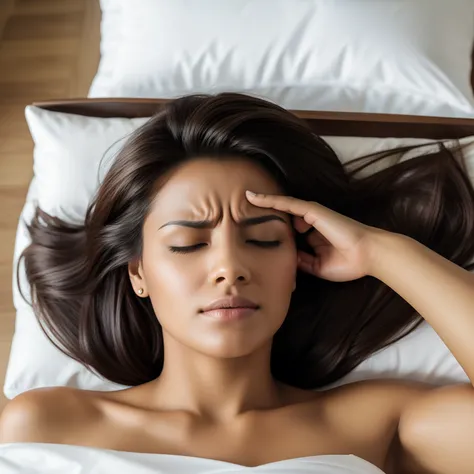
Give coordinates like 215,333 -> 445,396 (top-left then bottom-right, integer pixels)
153,158 -> 282,204
147,158 -> 288,223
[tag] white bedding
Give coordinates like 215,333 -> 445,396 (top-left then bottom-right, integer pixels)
90,0 -> 474,118
0,443 -> 385,474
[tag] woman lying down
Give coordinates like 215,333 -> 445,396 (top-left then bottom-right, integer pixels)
1,93 -> 474,474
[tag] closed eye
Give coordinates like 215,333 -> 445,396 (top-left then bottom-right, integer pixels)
168,240 -> 281,254
168,244 -> 206,254
248,240 -> 281,248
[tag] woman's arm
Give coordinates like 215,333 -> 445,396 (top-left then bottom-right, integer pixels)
368,231 -> 474,474
246,191 -> 474,473
368,231 -> 474,386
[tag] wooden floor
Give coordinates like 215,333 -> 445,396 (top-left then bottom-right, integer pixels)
0,0 -> 101,414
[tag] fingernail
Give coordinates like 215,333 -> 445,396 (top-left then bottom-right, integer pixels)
246,190 -> 257,197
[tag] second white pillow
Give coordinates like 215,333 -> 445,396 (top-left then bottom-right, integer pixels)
89,0 -> 474,117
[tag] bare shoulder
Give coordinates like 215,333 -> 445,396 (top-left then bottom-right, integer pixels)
0,386 -> 101,444
321,378 -> 432,418
317,379 -> 434,467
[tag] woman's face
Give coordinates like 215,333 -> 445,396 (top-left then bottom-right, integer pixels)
129,157 -> 297,358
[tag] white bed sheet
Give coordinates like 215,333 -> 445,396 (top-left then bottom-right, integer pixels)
0,443 -> 384,474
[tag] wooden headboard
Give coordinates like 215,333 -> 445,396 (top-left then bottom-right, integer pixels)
32,98 -> 474,139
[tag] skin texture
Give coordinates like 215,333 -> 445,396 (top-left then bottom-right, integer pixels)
1,157 -> 474,474
126,157 -> 298,422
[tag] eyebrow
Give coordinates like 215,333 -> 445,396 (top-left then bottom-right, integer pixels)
159,214 -> 287,230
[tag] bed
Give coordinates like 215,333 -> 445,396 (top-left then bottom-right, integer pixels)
3,0 -> 474,471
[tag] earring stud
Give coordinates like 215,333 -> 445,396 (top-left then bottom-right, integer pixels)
138,288 -> 144,295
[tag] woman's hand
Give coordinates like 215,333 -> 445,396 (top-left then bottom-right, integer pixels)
246,190 -> 389,282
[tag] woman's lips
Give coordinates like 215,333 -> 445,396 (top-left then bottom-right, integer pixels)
201,307 -> 258,321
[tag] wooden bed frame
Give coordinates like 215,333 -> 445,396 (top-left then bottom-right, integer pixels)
33,98 -> 474,139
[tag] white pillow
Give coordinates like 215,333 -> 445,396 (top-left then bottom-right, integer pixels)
5,105 -> 473,399
89,0 -> 474,118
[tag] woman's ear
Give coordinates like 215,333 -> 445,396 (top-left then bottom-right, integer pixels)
128,257 -> 147,297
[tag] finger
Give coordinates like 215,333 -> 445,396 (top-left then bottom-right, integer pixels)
293,216 -> 312,234
246,190 -> 335,236
246,190 -> 323,220
297,251 -> 321,277
306,230 -> 331,247
246,190 -> 364,249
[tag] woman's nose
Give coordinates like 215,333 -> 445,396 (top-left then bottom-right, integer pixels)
207,248 -> 251,287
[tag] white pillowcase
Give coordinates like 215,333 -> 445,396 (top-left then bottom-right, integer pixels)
89,0 -> 474,117
5,105 -> 473,399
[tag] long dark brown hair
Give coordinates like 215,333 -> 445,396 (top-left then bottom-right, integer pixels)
18,93 -> 474,389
